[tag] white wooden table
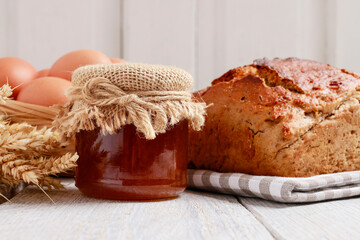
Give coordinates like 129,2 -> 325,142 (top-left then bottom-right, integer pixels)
0,179 -> 359,240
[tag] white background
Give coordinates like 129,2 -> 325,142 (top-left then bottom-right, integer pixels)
0,0 -> 360,90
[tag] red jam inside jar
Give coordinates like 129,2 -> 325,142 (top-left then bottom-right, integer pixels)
75,120 -> 188,200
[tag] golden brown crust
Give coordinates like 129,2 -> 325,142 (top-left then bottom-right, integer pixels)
189,58 -> 360,177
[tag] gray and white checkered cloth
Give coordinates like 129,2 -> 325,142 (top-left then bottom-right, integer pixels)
187,169 -> 360,203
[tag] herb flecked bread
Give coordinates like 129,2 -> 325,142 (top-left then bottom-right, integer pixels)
189,58 -> 360,177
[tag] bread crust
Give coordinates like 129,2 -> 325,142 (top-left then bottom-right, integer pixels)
189,58 -> 360,177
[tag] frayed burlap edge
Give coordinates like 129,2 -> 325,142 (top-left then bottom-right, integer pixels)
53,77 -> 207,140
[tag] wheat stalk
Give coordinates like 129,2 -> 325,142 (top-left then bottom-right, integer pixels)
40,176 -> 64,190
0,84 -> 78,199
30,152 -> 78,175
0,123 -> 65,157
0,83 -> 13,104
0,100 -> 58,127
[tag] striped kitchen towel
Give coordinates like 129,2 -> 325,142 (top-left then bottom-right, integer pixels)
187,169 -> 360,203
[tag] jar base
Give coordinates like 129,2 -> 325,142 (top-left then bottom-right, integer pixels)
76,181 -> 186,201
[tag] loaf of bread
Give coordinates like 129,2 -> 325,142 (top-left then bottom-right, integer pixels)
189,58 -> 360,177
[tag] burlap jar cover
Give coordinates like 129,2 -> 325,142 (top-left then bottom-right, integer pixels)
53,63 -> 207,139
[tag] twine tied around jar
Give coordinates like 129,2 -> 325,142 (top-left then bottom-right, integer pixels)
53,63 -> 207,139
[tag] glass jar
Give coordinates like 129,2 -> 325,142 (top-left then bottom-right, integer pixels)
75,120 -> 188,200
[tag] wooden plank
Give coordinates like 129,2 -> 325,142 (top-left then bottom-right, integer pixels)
0,179 -> 274,240
0,0 -> 9,57
3,0 -> 121,70
196,0 -> 328,90
239,196 -> 360,240
327,0 -> 360,72
195,0 -> 217,90
122,0 -> 196,79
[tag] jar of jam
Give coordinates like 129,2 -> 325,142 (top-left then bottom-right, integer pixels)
55,63 -> 206,200
75,121 -> 188,200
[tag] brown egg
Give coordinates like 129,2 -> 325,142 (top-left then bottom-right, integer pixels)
110,57 -> 126,63
17,77 -> 72,107
0,57 -> 37,98
49,49 -> 111,81
37,68 -> 50,78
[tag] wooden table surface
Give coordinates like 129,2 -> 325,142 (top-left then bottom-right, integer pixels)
0,179 -> 359,240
